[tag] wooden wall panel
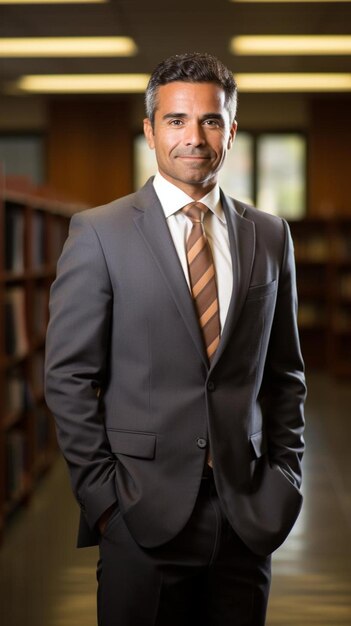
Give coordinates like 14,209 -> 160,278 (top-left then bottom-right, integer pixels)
47,100 -> 133,207
309,99 -> 351,217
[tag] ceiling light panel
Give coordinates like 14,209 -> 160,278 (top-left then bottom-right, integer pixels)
0,0 -> 106,4
231,0 -> 351,3
236,73 -> 351,91
7,73 -> 351,94
9,74 -> 150,93
0,37 -> 137,57
231,36 -> 351,56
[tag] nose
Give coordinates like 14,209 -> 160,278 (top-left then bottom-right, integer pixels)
184,121 -> 206,146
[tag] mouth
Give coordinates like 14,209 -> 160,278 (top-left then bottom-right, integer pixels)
177,155 -> 211,160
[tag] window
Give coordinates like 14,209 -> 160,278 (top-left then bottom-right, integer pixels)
134,131 -> 306,219
257,134 -> 306,220
134,134 -> 158,191
0,134 -> 44,185
218,132 -> 254,206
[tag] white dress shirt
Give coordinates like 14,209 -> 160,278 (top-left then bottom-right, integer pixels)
153,172 -> 233,332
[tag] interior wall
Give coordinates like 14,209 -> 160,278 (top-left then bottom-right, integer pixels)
47,99 -> 133,207
308,98 -> 351,217
0,96 -> 47,131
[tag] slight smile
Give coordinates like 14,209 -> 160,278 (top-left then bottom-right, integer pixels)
177,156 -> 210,160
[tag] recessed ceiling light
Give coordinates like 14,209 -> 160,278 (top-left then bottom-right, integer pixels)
0,0 -> 107,4
8,74 -> 150,93
7,73 -> 351,94
235,73 -> 351,91
0,37 -> 137,57
231,0 -> 351,3
231,36 -> 351,56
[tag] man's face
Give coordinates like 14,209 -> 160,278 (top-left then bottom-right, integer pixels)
144,81 -> 237,199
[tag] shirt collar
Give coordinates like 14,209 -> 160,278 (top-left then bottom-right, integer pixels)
153,172 -> 226,223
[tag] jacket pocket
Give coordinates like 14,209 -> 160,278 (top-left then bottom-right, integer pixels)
246,280 -> 277,301
107,429 -> 156,459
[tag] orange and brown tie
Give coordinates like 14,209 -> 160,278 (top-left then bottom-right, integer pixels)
183,202 -> 221,362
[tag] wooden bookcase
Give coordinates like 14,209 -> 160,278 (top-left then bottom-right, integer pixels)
329,219 -> 351,377
289,218 -> 331,369
0,174 -> 84,541
289,217 -> 351,377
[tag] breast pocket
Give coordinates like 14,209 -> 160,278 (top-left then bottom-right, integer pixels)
246,280 -> 277,302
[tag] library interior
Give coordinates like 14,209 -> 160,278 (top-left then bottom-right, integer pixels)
0,1 -> 351,625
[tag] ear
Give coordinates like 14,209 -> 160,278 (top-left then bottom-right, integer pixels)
227,120 -> 238,150
143,118 -> 155,150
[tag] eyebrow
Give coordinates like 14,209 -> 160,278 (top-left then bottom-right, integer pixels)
162,112 -> 225,122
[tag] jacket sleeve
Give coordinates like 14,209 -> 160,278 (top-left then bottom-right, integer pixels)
45,211 -> 117,530
261,218 -> 306,489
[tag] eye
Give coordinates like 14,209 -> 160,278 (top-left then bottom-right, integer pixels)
169,119 -> 184,126
203,118 -> 223,128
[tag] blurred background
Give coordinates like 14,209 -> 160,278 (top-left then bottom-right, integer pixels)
0,0 -> 350,624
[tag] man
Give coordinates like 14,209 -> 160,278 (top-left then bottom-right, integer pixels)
45,52 -> 306,626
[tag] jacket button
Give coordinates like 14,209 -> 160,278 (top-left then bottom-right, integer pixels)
207,380 -> 215,391
197,437 -> 207,449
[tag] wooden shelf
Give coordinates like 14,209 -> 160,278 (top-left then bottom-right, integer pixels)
294,257 -> 328,266
2,410 -> 26,432
0,172 -> 84,542
1,267 -> 57,283
290,216 -> 351,377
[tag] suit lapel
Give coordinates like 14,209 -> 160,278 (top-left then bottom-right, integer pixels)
133,180 -> 208,367
210,192 -> 256,368
132,180 -> 256,370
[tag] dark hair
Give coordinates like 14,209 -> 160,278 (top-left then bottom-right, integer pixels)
145,52 -> 238,126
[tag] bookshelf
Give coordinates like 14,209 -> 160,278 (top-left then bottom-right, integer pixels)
290,218 -> 330,369
0,174 -> 84,541
329,220 -> 351,377
289,217 -> 351,377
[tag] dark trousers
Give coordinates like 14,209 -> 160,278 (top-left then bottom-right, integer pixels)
97,475 -> 271,626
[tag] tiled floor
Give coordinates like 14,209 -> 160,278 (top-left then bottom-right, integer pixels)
0,370 -> 350,626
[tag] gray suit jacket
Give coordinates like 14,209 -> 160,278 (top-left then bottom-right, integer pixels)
45,178 -> 306,556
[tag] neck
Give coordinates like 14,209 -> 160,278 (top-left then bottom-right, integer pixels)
158,172 -> 217,200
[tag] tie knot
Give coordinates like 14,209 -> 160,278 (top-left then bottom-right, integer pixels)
182,202 -> 208,224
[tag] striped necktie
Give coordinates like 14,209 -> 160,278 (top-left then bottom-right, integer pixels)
183,202 -> 221,362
